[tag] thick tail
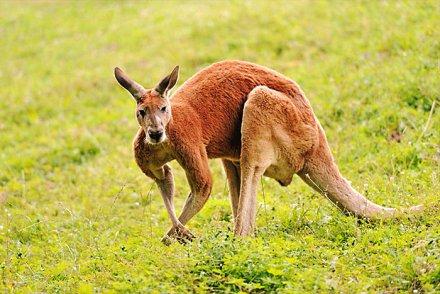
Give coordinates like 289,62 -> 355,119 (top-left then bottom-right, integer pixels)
298,131 -> 423,220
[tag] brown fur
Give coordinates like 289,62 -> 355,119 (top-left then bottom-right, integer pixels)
115,60 -> 422,242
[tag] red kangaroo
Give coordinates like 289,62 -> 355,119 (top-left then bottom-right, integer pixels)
114,60 -> 422,242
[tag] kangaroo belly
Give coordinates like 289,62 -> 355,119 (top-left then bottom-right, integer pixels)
263,164 -> 294,186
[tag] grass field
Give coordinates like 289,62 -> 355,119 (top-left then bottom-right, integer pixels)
1,1 -> 439,292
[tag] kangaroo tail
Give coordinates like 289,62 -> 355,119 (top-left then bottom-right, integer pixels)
298,130 -> 423,219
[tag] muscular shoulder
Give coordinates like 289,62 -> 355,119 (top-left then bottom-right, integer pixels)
167,103 -> 202,141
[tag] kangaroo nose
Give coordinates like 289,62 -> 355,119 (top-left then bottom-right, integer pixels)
148,130 -> 163,141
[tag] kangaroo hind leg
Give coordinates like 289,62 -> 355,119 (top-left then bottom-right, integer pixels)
236,86 -> 318,236
235,86 -> 278,236
222,159 -> 241,221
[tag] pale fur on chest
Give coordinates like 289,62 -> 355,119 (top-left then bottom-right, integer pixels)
133,129 -> 175,172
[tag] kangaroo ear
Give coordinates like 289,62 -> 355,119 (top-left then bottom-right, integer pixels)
155,65 -> 179,97
114,67 -> 146,102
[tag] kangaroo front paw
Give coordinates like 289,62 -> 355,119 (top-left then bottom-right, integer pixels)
161,235 -> 173,246
161,224 -> 195,245
174,225 -> 195,244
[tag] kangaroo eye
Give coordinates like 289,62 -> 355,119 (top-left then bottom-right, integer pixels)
138,109 -> 146,117
160,106 -> 167,112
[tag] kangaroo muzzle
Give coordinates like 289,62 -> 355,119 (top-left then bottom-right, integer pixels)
147,129 -> 164,143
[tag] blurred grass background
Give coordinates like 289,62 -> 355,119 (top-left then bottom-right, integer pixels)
0,1 -> 439,292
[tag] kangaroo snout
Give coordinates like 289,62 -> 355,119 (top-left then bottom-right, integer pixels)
148,129 -> 164,142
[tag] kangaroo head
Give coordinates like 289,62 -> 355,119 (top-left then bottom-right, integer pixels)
114,66 -> 179,144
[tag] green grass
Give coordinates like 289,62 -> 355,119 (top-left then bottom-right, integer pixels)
1,1 -> 439,292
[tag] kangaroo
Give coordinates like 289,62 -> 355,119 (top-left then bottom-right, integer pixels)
114,60 -> 422,242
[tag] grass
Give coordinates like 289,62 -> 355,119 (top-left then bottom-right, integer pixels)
0,0 -> 439,292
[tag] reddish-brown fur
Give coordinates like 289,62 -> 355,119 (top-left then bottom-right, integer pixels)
115,60 -> 422,242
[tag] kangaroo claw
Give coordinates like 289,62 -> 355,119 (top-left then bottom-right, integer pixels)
161,224 -> 195,245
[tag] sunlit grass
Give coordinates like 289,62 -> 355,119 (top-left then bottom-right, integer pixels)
0,1 -> 439,292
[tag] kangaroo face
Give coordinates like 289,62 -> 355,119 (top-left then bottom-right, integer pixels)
136,91 -> 171,144
114,65 -> 179,145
